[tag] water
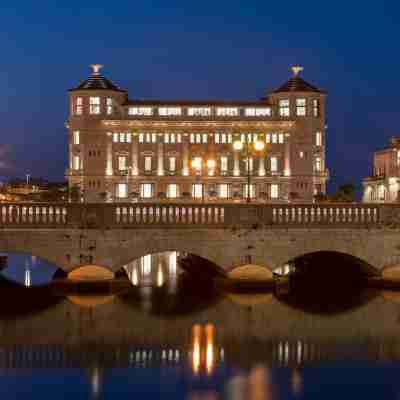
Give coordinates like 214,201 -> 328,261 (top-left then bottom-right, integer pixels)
1,253 -> 400,399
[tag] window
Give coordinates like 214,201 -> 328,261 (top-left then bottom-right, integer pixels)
116,183 -> 128,198
202,133 -> 208,143
296,98 -> 306,116
126,133 -> 132,143
245,108 -> 271,117
152,133 -> 157,143
244,184 -> 255,199
142,254 -> 151,276
192,157 -> 202,173
315,157 -> 322,172
169,157 -> 176,172
139,133 -> 144,143
216,107 -> 239,117
119,133 -> 126,143
73,155 -> 80,170
272,133 -> 278,144
128,107 -> 153,116
141,183 -> 153,198
89,97 -> 101,114
75,97 -> 83,115
73,131 -> 80,145
313,99 -> 320,117
188,107 -> 211,116
144,157 -> 152,172
219,184 -> 229,199
299,151 -> 304,159
271,157 -> 278,172
159,107 -> 181,116
245,157 -> 254,173
315,131 -> 322,146
106,98 -> 113,115
278,133 -> 284,144
167,184 -> 178,198
118,156 -> 127,171
113,133 -> 119,143
271,184 -> 279,199
192,184 -> 203,199
279,99 -> 290,117
215,134 -> 220,144
266,133 -> 271,144
221,156 -> 228,173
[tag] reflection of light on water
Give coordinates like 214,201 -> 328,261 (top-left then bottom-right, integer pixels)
132,267 -> 138,286
192,324 -> 201,375
205,324 -> 214,375
90,367 -> 101,398
227,375 -> 247,400
24,268 -> 31,287
157,263 -> 164,287
291,369 -> 303,396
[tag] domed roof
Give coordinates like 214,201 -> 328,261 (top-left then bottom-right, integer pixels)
69,64 -> 126,92
273,66 -> 325,94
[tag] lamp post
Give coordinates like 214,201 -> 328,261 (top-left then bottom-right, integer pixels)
233,135 -> 265,203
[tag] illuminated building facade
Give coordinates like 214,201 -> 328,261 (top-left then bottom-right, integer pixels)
67,65 -> 328,202
363,137 -> 400,202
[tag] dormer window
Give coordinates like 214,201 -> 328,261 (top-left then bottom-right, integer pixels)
188,107 -> 211,116
313,99 -> 320,117
106,98 -> 113,115
245,108 -> 271,117
279,99 -> 290,117
216,107 -> 239,117
75,97 -> 83,115
129,107 -> 153,116
296,98 -> 306,116
159,107 -> 181,116
73,131 -> 80,145
89,97 -> 101,114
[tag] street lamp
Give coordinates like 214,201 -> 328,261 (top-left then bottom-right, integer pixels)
233,135 -> 265,203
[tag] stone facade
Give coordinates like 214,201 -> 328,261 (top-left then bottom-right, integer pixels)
363,137 -> 400,203
67,65 -> 328,203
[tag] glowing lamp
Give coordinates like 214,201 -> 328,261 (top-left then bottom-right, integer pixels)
254,140 -> 265,151
207,159 -> 216,168
233,141 -> 243,151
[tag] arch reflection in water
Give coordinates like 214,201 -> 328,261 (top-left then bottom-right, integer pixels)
123,251 -> 180,293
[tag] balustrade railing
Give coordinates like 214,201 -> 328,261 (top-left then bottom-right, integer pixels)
0,202 -> 390,228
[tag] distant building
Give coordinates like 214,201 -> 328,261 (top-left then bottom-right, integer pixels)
363,137 -> 400,202
66,64 -> 328,203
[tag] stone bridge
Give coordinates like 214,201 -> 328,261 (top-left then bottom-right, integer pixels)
0,202 -> 400,274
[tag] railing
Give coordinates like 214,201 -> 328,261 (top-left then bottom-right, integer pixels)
0,202 -> 392,228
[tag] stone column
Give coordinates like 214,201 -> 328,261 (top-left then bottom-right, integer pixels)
182,133 -> 189,176
284,133 -> 291,177
106,132 -> 113,176
157,134 -> 164,176
131,132 -> 139,176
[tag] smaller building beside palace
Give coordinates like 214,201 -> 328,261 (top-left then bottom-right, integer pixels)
363,137 -> 400,202
67,64 -> 328,203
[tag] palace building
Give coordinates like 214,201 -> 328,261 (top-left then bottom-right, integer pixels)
363,137 -> 400,202
66,65 -> 328,203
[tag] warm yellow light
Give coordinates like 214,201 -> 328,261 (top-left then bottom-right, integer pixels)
191,157 -> 202,170
207,159 -> 216,169
254,140 -> 265,151
233,141 -> 243,151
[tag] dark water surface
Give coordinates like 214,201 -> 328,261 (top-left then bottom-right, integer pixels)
1,253 -> 400,398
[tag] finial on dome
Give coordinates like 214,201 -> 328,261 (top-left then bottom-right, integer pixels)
292,65 -> 304,77
90,64 -> 104,75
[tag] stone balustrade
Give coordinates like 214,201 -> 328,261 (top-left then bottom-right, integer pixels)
0,202 -> 391,229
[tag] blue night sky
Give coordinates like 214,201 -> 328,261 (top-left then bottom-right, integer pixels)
0,0 -> 399,191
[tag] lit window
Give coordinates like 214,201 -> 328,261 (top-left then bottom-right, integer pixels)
266,134 -> 271,144
118,156 -> 127,171
228,134 -> 232,143
116,183 -> 128,198
192,157 -> 202,173
73,131 -> 80,145
279,99 -> 290,117
315,157 -> 322,172
119,133 -> 126,143
219,184 -> 229,199
170,134 -> 176,143
296,98 -> 306,116
113,133 -> 119,143
315,131 -> 322,146
73,155 -> 80,170
152,134 -> 157,143
272,134 -> 277,144
299,151 -> 304,159
271,157 -> 278,172
89,97 -> 101,115
188,107 -> 211,116
245,108 -> 271,117
159,107 -> 181,116
216,107 -> 239,116
215,134 -> 220,144
141,183 -> 153,198
169,157 -> 176,172
271,184 -> 279,199
192,184 -> 203,199
142,255 -> 151,276
126,133 -> 132,143
313,99 -> 320,117
221,156 -> 228,173
202,133 -> 208,143
190,134 -> 195,144
245,157 -> 254,172
75,97 -> 83,115
144,157 -> 152,172
167,184 -> 178,198
128,107 -> 153,116
196,134 -> 201,144
177,134 -> 182,143
244,184 -> 255,199
278,133 -> 284,144
106,98 -> 113,115
139,133 -> 144,143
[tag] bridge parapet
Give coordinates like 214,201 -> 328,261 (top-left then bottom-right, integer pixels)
0,202 -> 386,229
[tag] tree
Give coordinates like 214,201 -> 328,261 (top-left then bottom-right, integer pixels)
332,183 -> 356,202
